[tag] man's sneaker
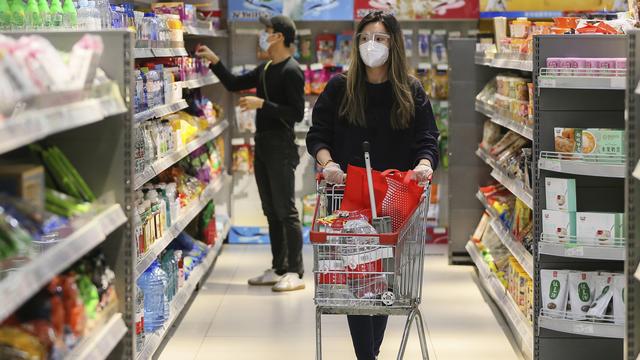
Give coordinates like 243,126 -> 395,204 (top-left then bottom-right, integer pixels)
272,273 -> 306,292
248,269 -> 282,286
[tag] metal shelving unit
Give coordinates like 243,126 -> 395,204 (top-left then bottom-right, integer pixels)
133,47 -> 189,59
533,35 -> 626,360
627,30 -> 640,360
133,99 -> 189,123
180,74 -> 220,89
475,52 -> 533,72
135,219 -> 230,360
475,147 -> 534,208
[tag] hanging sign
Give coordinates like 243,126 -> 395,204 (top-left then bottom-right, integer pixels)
229,0 -> 355,21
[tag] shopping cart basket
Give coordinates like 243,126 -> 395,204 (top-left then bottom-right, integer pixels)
310,179 -> 431,360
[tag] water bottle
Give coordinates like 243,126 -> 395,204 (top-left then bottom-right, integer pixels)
95,0 -> 109,28
61,0 -> 76,28
137,260 -> 169,332
87,0 -> 100,29
143,13 -> 157,48
37,0 -> 50,27
135,285 -> 145,349
10,0 -> 26,30
49,0 -> 63,27
24,0 -> 42,29
0,0 -> 11,30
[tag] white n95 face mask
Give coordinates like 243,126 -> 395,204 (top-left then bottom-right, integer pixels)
359,40 -> 389,68
259,31 -> 271,52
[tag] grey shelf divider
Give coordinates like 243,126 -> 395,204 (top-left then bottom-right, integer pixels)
627,30 -> 640,360
533,35 -> 627,360
447,38 -> 492,264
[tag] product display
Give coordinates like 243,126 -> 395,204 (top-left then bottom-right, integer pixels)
0,250 -> 118,359
554,128 -> 625,156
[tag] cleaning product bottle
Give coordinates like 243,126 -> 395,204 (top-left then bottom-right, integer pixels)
36,0 -> 49,27
62,0 -> 76,28
49,0 -> 63,27
24,0 -> 42,29
10,0 -> 26,30
0,0 -> 11,30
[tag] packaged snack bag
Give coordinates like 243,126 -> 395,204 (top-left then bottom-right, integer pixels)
541,269 -> 569,317
587,273 -> 614,319
567,271 -> 595,320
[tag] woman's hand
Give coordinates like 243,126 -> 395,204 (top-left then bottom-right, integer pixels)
239,96 -> 264,112
412,161 -> 433,185
323,162 -> 346,184
195,45 -> 220,65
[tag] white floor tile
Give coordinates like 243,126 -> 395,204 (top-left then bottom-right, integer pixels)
158,244 -> 522,360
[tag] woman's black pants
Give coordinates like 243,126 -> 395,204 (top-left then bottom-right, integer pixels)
347,315 -> 389,360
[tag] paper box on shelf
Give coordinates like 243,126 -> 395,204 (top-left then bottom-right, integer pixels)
542,210 -> 576,242
0,164 -> 45,210
576,212 -> 624,246
545,177 -> 577,211
554,128 -> 624,156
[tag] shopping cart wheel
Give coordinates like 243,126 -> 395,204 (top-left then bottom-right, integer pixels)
382,291 -> 395,306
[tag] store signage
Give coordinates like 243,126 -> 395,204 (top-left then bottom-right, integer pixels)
354,0 -> 478,19
480,0 -> 626,18
228,0 -> 355,21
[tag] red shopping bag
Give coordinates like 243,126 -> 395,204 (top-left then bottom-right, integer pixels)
380,170 -> 425,231
340,165 -> 424,232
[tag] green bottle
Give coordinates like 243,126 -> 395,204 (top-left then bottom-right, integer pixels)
10,0 -> 25,30
0,0 -> 11,30
24,0 -> 41,29
61,0 -> 75,28
37,0 -> 50,27
49,0 -> 63,27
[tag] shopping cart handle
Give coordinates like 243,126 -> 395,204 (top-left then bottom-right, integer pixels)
316,173 -> 324,181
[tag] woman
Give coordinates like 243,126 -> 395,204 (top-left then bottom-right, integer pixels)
305,11 -> 439,360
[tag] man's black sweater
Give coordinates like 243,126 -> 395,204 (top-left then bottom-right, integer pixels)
210,57 -> 305,133
306,74 -> 440,172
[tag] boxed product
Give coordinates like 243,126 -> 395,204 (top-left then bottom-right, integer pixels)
418,29 -> 430,57
403,29 -> 413,57
576,212 -> 624,246
554,128 -> 624,156
545,177 -> 577,211
0,164 -> 45,210
542,209 -> 576,241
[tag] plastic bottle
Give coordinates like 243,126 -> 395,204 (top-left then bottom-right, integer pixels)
142,123 -> 155,167
141,199 -> 153,248
62,0 -> 76,28
135,286 -> 145,349
87,0 -> 100,29
157,14 -> 170,48
24,0 -> 42,29
36,0 -> 50,27
154,65 -> 165,106
143,13 -> 157,48
136,260 -> 168,332
0,0 -> 10,30
133,199 -> 144,257
49,0 -> 63,27
76,0 -> 96,29
10,0 -> 26,30
146,190 -> 164,240
94,0 -> 109,28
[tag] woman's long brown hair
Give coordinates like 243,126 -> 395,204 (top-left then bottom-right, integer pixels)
340,11 -> 414,129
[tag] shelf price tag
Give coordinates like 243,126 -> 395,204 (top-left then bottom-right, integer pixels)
539,78 -> 556,88
573,323 -> 594,335
565,246 -> 584,257
610,77 -> 625,89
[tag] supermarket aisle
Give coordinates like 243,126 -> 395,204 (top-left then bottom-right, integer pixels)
157,244 -> 521,360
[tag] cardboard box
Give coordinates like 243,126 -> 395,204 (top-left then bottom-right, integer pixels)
545,177 -> 577,211
0,164 -> 45,210
554,128 -> 624,156
576,212 -> 624,246
542,210 -> 576,242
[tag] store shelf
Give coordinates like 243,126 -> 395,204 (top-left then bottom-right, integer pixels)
66,313 -> 127,360
135,176 -> 225,277
180,74 -> 220,89
466,241 -> 533,360
134,120 -> 229,189
538,151 -> 625,178
133,47 -> 188,59
136,220 -> 229,360
538,68 -> 626,90
474,52 -> 532,72
477,147 -> 533,208
134,99 -> 189,123
476,191 -> 534,277
0,204 -> 127,322
474,100 -> 532,139
184,25 -> 228,38
539,310 -> 624,338
0,81 -> 126,155
539,234 -> 625,261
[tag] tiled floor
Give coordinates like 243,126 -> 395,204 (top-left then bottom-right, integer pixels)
156,244 -> 522,360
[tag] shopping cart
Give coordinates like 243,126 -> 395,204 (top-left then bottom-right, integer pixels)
310,177 -> 431,360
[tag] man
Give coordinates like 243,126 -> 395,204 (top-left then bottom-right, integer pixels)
196,15 -> 305,292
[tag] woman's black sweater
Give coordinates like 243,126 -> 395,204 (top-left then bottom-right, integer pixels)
306,74 -> 440,172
